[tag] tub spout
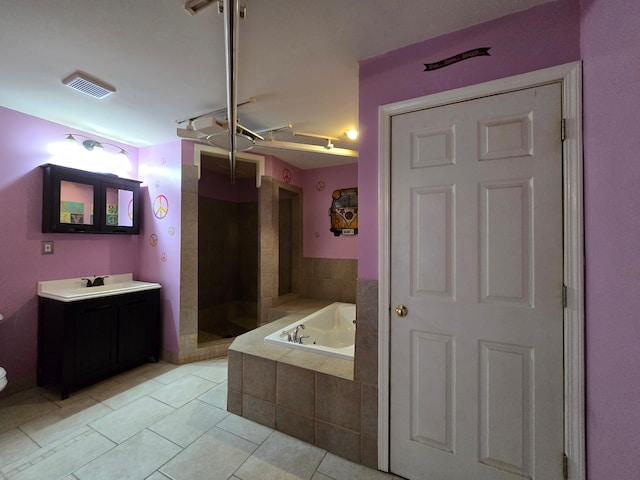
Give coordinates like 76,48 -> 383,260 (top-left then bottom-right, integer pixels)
298,335 -> 310,344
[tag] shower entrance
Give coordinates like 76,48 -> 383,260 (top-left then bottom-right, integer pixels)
197,153 -> 260,344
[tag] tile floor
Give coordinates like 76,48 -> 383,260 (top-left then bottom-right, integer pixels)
0,358 -> 403,480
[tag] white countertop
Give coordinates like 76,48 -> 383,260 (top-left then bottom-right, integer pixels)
37,273 -> 161,302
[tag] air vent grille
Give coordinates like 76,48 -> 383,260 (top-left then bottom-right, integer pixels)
62,72 -> 115,99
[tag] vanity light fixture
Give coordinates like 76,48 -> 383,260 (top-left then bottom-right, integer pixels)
65,134 -> 128,158
345,129 -> 358,140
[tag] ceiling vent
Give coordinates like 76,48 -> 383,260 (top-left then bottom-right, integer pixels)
62,72 -> 115,99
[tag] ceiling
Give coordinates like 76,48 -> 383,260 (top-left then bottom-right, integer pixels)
0,0 -> 553,169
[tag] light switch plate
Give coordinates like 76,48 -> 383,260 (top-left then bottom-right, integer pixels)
42,240 -> 54,255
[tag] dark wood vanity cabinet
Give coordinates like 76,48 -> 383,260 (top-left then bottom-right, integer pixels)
41,163 -> 141,234
37,289 -> 160,399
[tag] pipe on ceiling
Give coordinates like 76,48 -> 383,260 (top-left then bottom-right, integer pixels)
222,0 -> 240,183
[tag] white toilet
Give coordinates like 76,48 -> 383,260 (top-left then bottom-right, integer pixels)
0,313 -> 5,392
0,367 -> 6,393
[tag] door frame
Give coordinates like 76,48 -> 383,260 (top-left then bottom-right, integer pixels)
377,61 -> 585,479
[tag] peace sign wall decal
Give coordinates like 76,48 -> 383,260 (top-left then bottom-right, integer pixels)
153,194 -> 169,219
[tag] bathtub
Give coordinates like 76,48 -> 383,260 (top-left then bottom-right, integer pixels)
264,302 -> 356,360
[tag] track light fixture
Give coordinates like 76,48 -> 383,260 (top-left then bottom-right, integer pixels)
65,134 -> 128,158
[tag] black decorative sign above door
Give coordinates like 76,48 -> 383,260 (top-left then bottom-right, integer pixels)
424,47 -> 491,71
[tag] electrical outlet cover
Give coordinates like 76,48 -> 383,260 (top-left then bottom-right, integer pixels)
42,241 -> 54,255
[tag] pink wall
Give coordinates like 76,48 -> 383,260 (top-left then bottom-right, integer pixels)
0,107 -> 140,391
302,163 -> 358,259
358,0 -> 581,279
359,0 -> 640,476
264,154 -> 304,187
137,141 -> 184,358
580,0 -> 640,477
263,154 -> 358,259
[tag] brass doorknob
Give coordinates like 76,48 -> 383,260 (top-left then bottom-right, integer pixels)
395,305 -> 408,317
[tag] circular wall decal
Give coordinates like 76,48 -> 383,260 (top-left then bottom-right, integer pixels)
160,252 -> 168,262
316,181 -> 325,191
153,194 -> 169,219
149,234 -> 158,247
168,226 -> 175,236
282,168 -> 291,184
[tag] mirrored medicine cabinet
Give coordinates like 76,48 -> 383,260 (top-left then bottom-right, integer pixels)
41,164 -> 141,234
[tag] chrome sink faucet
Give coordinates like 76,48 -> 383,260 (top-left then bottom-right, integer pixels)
291,324 -> 305,343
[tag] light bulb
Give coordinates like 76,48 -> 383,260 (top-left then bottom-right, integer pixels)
345,129 -> 358,140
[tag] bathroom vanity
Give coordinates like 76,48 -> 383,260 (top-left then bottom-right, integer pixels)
37,274 -> 161,399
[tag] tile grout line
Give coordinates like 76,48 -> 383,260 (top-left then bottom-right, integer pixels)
1,428 -> 100,478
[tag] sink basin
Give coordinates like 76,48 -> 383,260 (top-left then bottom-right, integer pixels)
38,274 -> 161,302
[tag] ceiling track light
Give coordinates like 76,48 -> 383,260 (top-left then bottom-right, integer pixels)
175,97 -> 256,126
217,0 -> 246,17
65,134 -> 128,157
293,130 -> 340,149
293,131 -> 341,142
184,0 -> 217,16
345,129 -> 359,140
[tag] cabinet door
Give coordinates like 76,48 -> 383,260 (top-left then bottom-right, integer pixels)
43,168 -> 101,233
101,180 -> 140,234
73,302 -> 117,381
117,294 -> 156,367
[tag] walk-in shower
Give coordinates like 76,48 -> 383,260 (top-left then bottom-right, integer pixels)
198,155 -> 259,344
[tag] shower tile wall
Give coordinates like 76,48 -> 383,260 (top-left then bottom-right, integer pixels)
199,196 -> 258,338
300,258 -> 357,304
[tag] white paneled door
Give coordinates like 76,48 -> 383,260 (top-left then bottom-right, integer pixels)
390,83 -> 564,479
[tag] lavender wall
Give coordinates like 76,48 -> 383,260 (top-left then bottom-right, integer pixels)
0,107 -> 140,392
580,0 -> 640,477
358,0 -> 581,279
137,141 -> 183,358
302,163 -> 358,259
264,154 -> 304,188
359,0 -> 640,476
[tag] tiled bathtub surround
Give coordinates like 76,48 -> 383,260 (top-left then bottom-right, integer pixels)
228,280 -> 379,468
